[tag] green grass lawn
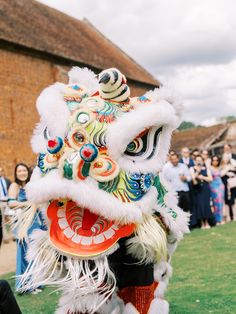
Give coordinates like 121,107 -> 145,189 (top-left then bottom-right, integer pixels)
1,222 -> 236,313
167,221 -> 236,314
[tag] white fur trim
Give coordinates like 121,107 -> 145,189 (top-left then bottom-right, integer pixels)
98,294 -> 125,314
36,83 -> 70,137
123,303 -> 139,314
68,67 -> 99,95
136,187 -> 157,215
31,83 -> 70,153
154,261 -> 172,298
31,121 -> 48,153
154,261 -> 172,282
26,169 -> 154,224
145,86 -> 183,118
148,298 -> 169,314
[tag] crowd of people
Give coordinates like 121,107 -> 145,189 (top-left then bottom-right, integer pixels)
163,143 -> 236,229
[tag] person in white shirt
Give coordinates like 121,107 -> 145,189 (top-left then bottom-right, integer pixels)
179,147 -> 195,168
163,153 -> 191,212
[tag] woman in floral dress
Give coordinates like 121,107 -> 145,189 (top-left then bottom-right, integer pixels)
209,156 -> 225,224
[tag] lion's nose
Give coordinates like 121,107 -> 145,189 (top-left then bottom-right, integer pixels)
80,144 -> 98,162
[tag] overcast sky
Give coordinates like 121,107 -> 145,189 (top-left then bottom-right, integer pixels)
38,0 -> 236,125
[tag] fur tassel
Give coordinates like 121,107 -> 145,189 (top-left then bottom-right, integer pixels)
10,203 -> 37,241
126,215 -> 168,264
18,230 -> 116,314
55,257 -> 116,314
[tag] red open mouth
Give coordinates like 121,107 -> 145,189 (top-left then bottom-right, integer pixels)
47,200 -> 135,257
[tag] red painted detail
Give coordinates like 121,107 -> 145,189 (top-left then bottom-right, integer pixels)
82,149 -> 92,158
48,139 -> 57,148
82,209 -> 99,230
77,160 -> 86,180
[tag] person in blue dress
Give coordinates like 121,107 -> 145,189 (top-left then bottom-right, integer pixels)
8,163 -> 46,293
190,155 -> 213,229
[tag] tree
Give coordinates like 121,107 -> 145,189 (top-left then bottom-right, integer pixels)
178,121 -> 196,130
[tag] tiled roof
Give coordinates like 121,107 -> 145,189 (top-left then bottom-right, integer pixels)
171,123 -> 228,152
0,0 -> 160,86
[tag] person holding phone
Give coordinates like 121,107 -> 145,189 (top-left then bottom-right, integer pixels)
190,155 -> 213,229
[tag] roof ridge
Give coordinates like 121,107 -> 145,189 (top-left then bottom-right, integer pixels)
0,0 -> 160,86
83,18 -> 160,86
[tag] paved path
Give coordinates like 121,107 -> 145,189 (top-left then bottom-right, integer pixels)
0,240 -> 16,275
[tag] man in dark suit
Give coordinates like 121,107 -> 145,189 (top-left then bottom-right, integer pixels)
0,167 -> 11,246
224,143 -> 236,161
179,147 -> 195,168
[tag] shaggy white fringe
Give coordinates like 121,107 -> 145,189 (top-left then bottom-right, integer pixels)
123,303 -> 140,314
148,298 -> 169,314
26,168 -> 159,224
126,215 -> 168,264
68,67 -> 99,95
154,261 -> 172,298
31,83 -> 70,154
10,203 -> 37,241
154,173 -> 190,248
31,120 -> 48,153
18,229 -> 116,314
144,86 -> 183,119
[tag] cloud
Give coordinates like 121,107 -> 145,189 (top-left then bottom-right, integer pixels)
37,0 -> 236,123
158,61 -> 236,123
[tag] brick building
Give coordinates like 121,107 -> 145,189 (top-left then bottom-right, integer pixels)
0,0 -> 160,178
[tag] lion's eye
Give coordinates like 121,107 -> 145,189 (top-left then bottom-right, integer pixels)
124,126 -> 163,159
125,139 -> 143,154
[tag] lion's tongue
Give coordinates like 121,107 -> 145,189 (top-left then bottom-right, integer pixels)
82,209 -> 99,230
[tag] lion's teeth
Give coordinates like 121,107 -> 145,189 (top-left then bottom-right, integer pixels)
72,234 -> 82,243
57,209 -> 65,218
81,236 -> 93,245
59,218 -> 69,229
104,228 -> 115,239
63,227 -> 74,238
93,234 -> 105,244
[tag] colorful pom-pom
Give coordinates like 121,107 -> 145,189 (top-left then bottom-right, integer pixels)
47,137 -> 64,154
80,144 -> 98,162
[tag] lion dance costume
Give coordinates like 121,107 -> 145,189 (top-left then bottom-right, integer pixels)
18,67 -> 189,314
